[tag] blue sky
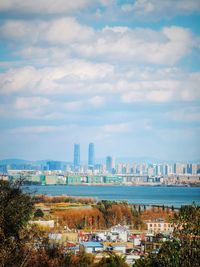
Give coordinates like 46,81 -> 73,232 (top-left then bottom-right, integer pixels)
0,0 -> 200,162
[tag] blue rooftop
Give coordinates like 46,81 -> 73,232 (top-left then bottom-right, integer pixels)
80,242 -> 103,248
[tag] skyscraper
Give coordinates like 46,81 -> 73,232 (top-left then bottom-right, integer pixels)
73,143 -> 80,168
106,156 -> 115,173
88,143 -> 95,168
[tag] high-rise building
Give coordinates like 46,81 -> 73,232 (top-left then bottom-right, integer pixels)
155,164 -> 162,176
106,156 -> 115,173
106,156 -> 112,173
88,143 -> 95,168
116,163 -> 123,174
174,163 -> 184,174
73,143 -> 80,168
192,163 -> 197,174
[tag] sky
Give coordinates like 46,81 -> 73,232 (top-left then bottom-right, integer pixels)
0,0 -> 200,162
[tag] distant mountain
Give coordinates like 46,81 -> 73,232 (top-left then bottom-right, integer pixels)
0,157 -> 199,165
0,158 -> 30,164
0,158 -> 71,165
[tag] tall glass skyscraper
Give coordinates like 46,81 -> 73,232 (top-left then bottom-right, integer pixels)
73,143 -> 80,168
88,143 -> 95,167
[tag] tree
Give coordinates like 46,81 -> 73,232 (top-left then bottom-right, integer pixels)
0,180 -> 34,266
34,208 -> 44,218
133,204 -> 200,267
94,252 -> 129,267
131,206 -> 142,229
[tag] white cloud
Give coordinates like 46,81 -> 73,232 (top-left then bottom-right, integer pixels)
15,97 -> 50,110
10,125 -> 67,134
3,96 -> 54,119
0,16 -> 195,66
0,0 -> 105,14
0,66 -> 38,93
0,60 -> 114,95
88,96 -> 106,108
60,60 -> 114,81
121,0 -> 200,19
1,60 -> 200,109
64,96 -> 106,112
75,26 -> 194,65
0,20 -> 38,43
43,17 -> 94,44
1,63 -> 200,109
166,106 -> 200,122
0,0 -> 199,21
102,123 -> 132,134
0,17 -> 94,44
120,71 -> 200,103
122,88 -> 174,103
64,101 -> 83,112
18,46 -> 70,61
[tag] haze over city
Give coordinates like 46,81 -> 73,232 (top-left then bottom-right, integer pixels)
0,0 -> 200,162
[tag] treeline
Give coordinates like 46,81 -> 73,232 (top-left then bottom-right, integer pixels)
54,200 -> 176,230
54,200 -> 144,229
33,195 -> 96,204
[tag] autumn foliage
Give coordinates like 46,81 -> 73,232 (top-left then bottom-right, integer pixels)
54,201 -> 137,229
55,208 -> 105,229
140,206 -> 174,222
33,195 -> 96,204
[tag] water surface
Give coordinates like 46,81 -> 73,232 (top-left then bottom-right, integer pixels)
25,185 -> 200,207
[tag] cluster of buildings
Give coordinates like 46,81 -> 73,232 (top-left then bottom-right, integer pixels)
70,143 -> 200,176
0,143 -> 200,185
31,220 -> 173,265
1,168 -> 200,186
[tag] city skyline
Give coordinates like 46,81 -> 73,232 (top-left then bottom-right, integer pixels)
0,1 -> 200,161
1,156 -> 199,176
0,141 -> 200,164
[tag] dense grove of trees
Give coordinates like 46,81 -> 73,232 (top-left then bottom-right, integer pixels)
54,200 -> 142,229
54,201 -> 173,230
55,208 -> 105,229
33,195 -> 175,231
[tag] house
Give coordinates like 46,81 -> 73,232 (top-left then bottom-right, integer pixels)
80,241 -> 104,253
110,224 -> 129,242
103,242 -> 131,254
146,220 -> 173,234
128,234 -> 141,246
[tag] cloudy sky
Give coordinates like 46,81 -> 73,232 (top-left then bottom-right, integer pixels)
0,0 -> 200,162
